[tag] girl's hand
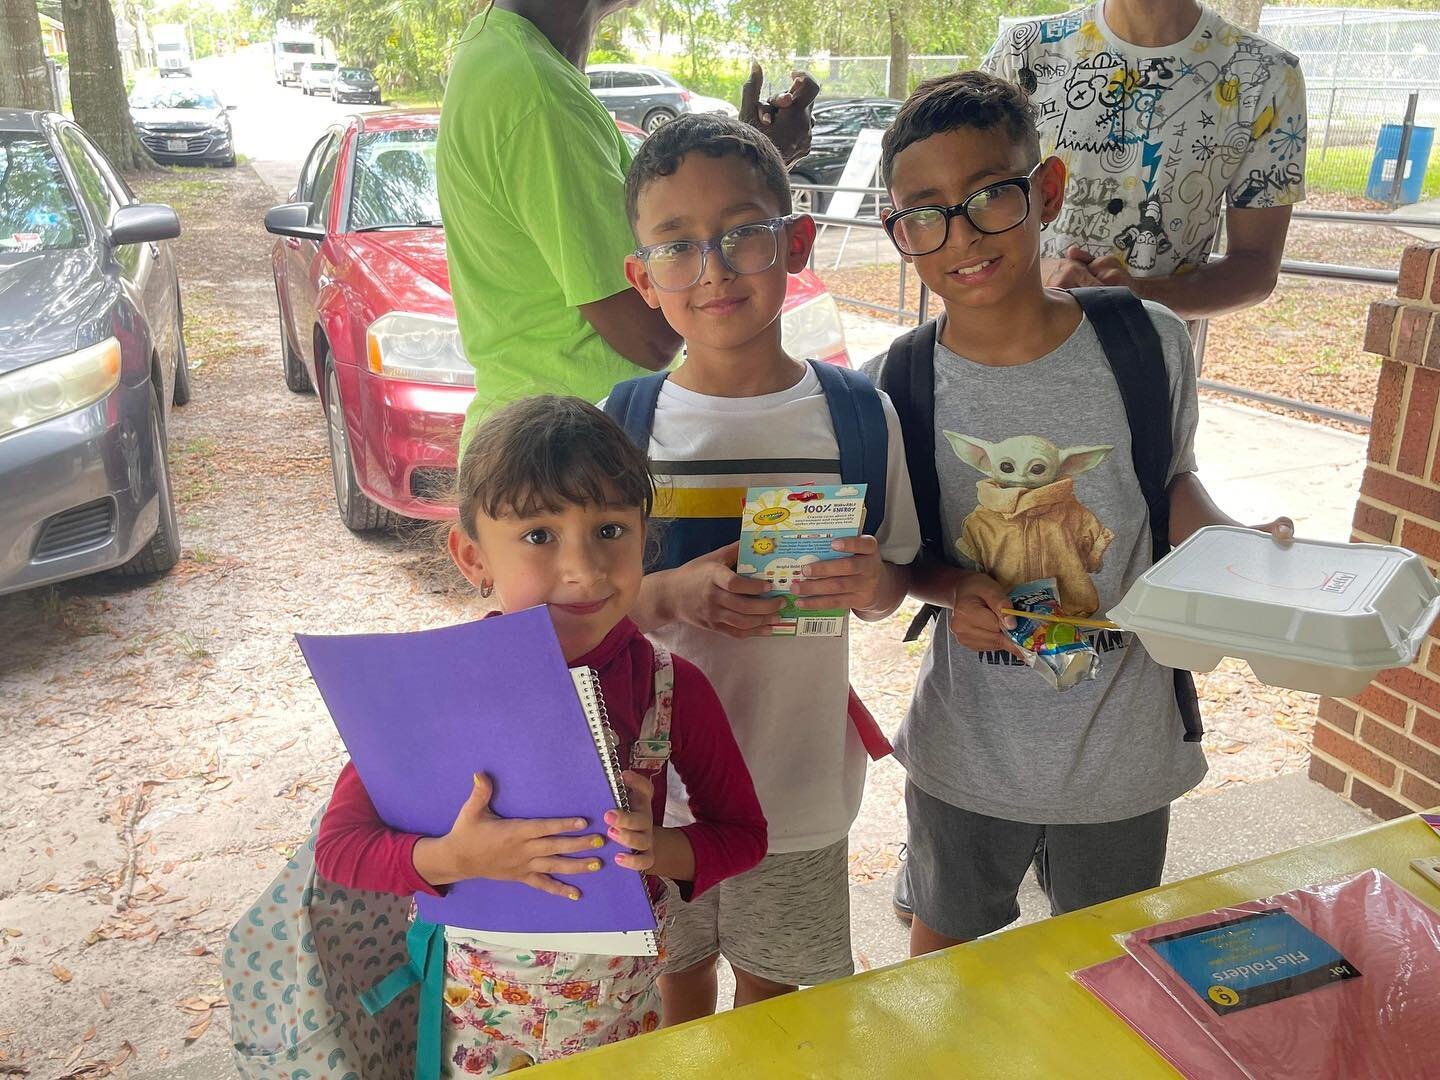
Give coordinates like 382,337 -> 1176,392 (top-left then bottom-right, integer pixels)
792,535 -> 882,613
416,772 -> 605,898
606,771 -> 657,872
949,572 -> 1026,660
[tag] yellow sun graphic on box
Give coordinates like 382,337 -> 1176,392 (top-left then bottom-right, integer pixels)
747,489 -> 793,531
752,536 -> 777,556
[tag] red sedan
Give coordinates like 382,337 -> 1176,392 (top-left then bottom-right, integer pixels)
265,111 -> 852,529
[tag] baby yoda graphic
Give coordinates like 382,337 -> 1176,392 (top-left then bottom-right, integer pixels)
946,432 -> 1116,617
1115,196 -> 1172,272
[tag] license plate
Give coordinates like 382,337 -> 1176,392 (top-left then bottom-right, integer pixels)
166,138 -> 187,151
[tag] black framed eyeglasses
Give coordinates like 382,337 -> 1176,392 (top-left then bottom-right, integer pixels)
884,164 -> 1041,257
633,216 -> 798,292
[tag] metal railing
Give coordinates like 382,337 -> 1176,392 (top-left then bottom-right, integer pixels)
794,182 -> 1430,428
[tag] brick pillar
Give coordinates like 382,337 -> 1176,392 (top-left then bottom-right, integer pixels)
1307,242 -> 1440,818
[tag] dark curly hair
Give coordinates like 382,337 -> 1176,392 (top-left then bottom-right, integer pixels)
882,70 -> 1041,186
625,112 -> 792,228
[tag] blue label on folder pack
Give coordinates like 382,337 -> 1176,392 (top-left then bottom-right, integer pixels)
1148,909 -> 1361,1015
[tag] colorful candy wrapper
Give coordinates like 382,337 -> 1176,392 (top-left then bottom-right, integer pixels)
1006,578 -> 1101,692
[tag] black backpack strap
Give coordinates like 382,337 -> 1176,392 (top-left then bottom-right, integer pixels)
809,360 -> 888,537
602,371 -> 669,452
1072,287 -> 1203,743
875,319 -> 945,643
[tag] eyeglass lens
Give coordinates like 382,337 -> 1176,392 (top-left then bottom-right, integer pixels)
891,182 -> 1030,256
646,222 -> 781,290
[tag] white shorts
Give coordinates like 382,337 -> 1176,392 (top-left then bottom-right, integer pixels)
662,838 -> 853,987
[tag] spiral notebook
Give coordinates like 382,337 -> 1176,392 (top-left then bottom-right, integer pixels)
296,607 -> 658,956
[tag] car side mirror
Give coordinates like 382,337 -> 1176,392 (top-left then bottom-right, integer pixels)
264,202 -> 324,241
110,203 -> 181,246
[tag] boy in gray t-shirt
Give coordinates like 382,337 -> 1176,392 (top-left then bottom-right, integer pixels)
868,71 -> 1293,958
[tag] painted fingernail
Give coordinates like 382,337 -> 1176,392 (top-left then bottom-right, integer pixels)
568,890 -> 581,901
590,836 -> 604,849
588,861 -> 602,872
608,828 -> 620,839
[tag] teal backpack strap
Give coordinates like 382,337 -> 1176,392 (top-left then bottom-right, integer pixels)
361,917 -> 446,1080
808,359 -> 888,537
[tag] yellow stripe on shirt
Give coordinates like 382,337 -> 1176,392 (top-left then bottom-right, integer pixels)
653,486 -> 747,519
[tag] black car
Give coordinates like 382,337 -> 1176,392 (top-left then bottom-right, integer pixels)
0,109 -> 187,595
788,97 -> 902,214
128,81 -> 237,167
331,66 -> 382,105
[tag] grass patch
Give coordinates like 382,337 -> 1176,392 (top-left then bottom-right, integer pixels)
383,90 -> 442,109
172,436 -> 222,504
1306,143 -> 1440,203
132,171 -> 227,216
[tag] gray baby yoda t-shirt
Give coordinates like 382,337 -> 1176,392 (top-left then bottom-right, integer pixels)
867,300 -> 1207,823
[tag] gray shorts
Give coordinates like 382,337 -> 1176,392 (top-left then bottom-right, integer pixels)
904,780 -> 1170,940
662,838 -> 853,987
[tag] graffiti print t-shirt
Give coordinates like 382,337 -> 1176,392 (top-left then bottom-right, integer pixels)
871,300 -> 1206,823
983,3 -> 1307,275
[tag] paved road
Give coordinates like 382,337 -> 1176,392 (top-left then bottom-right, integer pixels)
194,44 -> 394,199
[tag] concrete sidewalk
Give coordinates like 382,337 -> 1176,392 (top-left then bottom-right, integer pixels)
839,311 -> 1369,543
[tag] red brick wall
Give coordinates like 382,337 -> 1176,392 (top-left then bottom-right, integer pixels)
1308,242 -> 1440,816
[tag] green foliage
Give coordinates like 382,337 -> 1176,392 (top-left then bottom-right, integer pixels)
295,0 -> 471,96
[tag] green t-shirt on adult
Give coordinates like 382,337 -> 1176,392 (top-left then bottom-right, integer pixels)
437,8 -> 641,448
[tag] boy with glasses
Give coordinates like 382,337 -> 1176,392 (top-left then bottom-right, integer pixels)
866,72 -> 1291,958
603,114 -> 920,1022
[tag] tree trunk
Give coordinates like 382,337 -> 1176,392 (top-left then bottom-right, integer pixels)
63,0 -> 154,170
1213,0 -> 1264,33
886,6 -> 908,100
1,0 -> 53,110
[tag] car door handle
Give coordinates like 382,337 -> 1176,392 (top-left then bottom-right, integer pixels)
285,237 -> 302,249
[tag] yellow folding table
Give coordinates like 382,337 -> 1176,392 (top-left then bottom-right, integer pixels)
540,812 -> 1440,1078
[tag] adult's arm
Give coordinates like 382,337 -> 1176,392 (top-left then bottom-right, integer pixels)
1087,204 -> 1292,320
580,288 -> 682,372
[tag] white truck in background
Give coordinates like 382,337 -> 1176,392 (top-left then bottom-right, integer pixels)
154,23 -> 191,78
273,24 -> 323,86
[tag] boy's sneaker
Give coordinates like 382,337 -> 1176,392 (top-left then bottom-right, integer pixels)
892,845 -> 914,926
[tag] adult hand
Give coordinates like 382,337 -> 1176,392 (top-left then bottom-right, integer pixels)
606,771 -> 657,872
1043,247 -> 1106,288
429,772 -> 604,898
1085,253 -> 1137,288
666,541 -> 784,638
792,534 -> 883,614
949,572 -> 1026,659
1250,516 -> 1295,545
740,62 -> 819,164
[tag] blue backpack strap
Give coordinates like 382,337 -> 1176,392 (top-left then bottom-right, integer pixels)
602,371 -> 669,452
1071,286 -> 1202,745
809,360 -> 887,538
361,916 -> 445,1080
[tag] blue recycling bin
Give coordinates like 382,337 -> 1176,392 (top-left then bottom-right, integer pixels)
1366,123 -> 1436,205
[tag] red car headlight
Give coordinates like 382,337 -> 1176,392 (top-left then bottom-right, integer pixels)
365,312 -> 473,386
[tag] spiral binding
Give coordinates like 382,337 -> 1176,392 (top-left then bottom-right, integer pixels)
570,667 -> 631,813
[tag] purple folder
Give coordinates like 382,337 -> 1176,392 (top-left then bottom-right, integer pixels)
296,606 -> 655,934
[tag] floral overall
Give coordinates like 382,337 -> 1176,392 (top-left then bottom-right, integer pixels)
438,647 -> 675,1076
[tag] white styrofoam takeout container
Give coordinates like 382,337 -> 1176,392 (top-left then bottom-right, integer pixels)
1108,526 -> 1440,698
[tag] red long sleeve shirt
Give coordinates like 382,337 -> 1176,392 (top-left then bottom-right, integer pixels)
315,617 -> 767,902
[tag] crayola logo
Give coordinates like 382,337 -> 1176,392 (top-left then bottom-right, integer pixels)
753,506 -> 791,526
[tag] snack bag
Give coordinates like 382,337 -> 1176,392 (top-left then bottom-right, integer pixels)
1007,579 -> 1100,691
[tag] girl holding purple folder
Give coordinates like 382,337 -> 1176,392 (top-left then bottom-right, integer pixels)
316,397 -> 767,1076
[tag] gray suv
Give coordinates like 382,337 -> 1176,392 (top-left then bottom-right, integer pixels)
585,65 -> 692,133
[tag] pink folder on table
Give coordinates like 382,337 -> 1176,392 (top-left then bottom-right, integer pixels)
295,606 -> 657,952
1119,870 -> 1440,1079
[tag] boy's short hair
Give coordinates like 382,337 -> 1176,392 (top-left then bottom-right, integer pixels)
625,113 -> 792,228
882,71 -> 1041,186
455,396 -> 654,539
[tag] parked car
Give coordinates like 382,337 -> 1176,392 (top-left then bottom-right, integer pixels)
788,97 -> 902,214
128,81 -> 237,167
299,61 -> 339,96
265,112 -> 851,531
586,64 -> 691,133
689,93 -> 738,119
331,66 -> 382,105
0,109 -> 187,596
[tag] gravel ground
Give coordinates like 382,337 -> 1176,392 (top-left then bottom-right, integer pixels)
0,164 -> 1318,1078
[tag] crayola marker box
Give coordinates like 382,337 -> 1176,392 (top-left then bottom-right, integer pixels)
738,484 -> 867,637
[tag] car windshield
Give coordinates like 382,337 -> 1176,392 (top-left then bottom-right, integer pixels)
131,86 -> 219,110
338,68 -> 371,81
0,133 -> 86,254
349,129 -> 441,230
309,63 -> 336,72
